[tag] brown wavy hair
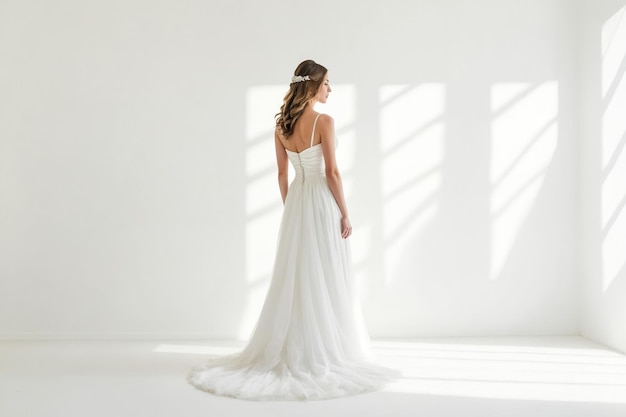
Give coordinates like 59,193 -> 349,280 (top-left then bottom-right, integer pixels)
275,60 -> 328,138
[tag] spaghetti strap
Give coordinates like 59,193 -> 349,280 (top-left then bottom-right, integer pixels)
310,114 -> 321,147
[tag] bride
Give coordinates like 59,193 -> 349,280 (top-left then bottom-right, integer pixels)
188,59 -> 396,401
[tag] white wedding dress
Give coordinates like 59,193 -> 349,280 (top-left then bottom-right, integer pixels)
188,115 -> 396,400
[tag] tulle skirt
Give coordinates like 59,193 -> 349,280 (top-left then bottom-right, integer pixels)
188,174 -> 397,400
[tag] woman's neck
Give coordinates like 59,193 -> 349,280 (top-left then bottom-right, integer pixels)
303,101 -> 317,114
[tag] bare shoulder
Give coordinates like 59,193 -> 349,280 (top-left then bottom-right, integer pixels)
316,114 -> 335,135
275,126 -> 286,142
317,113 -> 334,126
275,127 -> 291,153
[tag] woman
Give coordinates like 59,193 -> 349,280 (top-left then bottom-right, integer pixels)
188,60 -> 395,401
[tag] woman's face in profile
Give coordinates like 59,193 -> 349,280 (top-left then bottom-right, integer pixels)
315,73 -> 331,104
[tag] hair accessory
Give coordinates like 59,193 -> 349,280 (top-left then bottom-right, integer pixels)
291,75 -> 310,84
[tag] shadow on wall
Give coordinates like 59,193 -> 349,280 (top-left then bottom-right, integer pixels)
241,74 -> 571,338
600,5 -> 626,293
238,1 -> 626,342
369,81 -> 565,337
579,3 -> 626,354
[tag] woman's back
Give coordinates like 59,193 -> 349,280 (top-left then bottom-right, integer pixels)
278,112 -> 324,154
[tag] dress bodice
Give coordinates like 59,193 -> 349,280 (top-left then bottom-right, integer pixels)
286,144 -> 325,181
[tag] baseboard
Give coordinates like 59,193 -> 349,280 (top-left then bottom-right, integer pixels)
0,332 -> 584,342
0,332 -> 238,341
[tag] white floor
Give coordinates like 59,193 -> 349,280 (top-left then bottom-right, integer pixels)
1,336 -> 625,417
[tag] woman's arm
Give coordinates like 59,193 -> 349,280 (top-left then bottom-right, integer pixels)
274,128 -> 289,204
319,115 -> 352,238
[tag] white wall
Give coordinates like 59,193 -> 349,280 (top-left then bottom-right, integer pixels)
0,0 -> 580,339
579,0 -> 626,353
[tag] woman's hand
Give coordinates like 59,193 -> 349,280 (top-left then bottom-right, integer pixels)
340,216 -> 352,239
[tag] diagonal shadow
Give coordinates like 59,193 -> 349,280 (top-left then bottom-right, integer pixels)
602,47 -> 626,108
491,168 -> 548,218
379,84 -> 420,108
246,199 -> 281,223
491,83 -> 542,119
601,191 -> 626,239
601,6 -> 626,60
383,164 -> 441,201
246,164 -> 275,181
382,114 -> 445,158
602,129 -> 626,182
383,191 -> 438,246
400,375 -> 626,387
491,117 -> 557,190
246,129 -> 274,147
605,258 -> 626,293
